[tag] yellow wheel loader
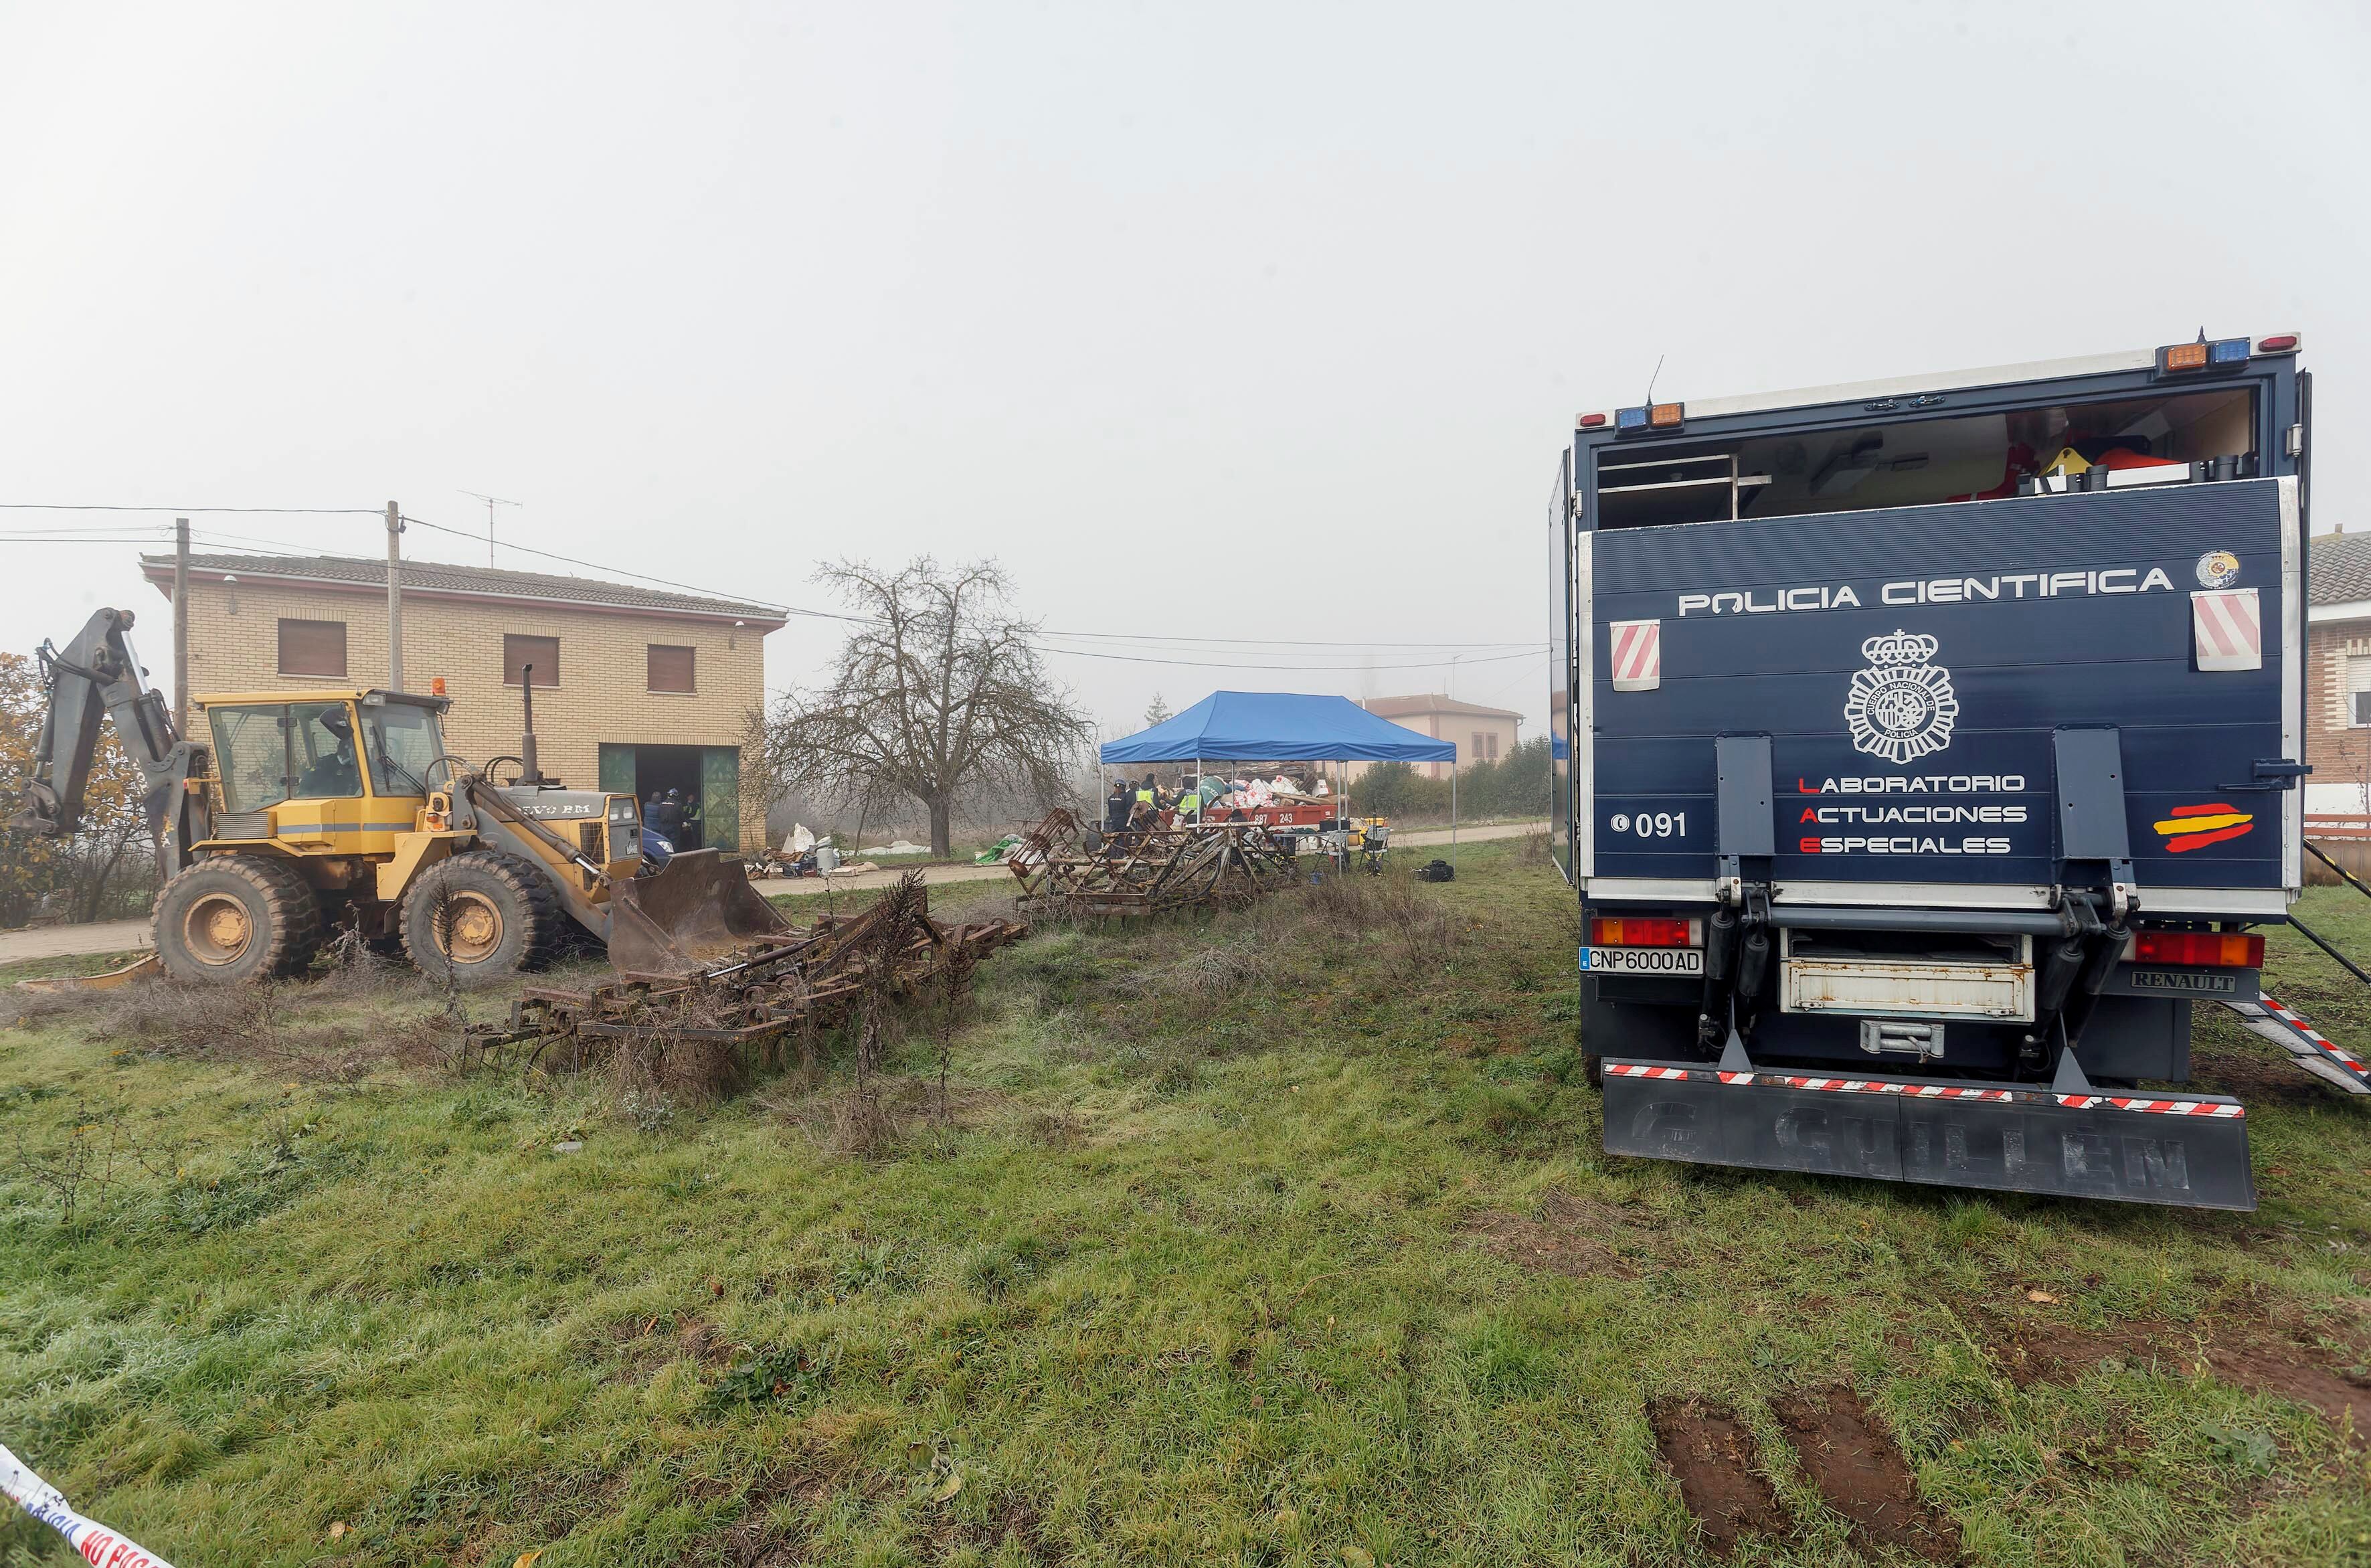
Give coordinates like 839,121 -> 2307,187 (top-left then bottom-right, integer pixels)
12,608 -> 784,989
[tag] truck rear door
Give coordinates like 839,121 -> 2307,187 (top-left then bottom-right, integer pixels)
1583,475 -> 2300,913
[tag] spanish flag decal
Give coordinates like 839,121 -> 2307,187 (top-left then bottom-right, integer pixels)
2154,802 -> 2254,853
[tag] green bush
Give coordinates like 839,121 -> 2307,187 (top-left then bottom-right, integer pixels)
1352,762 -> 1450,818
1352,737 -> 1551,822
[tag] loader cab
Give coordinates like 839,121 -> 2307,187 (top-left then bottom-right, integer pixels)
197,689 -> 448,850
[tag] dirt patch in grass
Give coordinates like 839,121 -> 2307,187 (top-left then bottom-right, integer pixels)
2205,1338 -> 2371,1440
678,1316 -> 741,1368
1646,1399 -> 1787,1560
711,1462 -> 835,1567
916,1488 -> 1055,1565
1970,1306 -> 2194,1389
1462,1189 -> 1652,1280
1772,1386 -> 1956,1562
1967,1302 -> 2371,1441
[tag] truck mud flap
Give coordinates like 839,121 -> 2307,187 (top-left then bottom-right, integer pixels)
1600,1063 -> 2255,1211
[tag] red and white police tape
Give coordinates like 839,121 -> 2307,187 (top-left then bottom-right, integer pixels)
2,1442 -> 175,1568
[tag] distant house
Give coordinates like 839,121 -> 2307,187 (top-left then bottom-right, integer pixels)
140,552 -> 786,851
2307,531 -> 2371,815
1356,695 -> 1522,781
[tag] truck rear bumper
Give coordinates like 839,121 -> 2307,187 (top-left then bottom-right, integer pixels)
1601,1061 -> 2254,1211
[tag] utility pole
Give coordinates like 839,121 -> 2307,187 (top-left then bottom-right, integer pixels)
385,501 -> 404,691
172,517 -> 189,729
459,490 -> 519,567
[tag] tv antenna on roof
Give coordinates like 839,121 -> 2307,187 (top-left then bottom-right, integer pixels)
458,491 -> 521,567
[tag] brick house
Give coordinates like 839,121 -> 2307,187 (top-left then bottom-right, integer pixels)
2306,531 -> 2371,816
1355,695 -> 1524,781
140,553 -> 786,851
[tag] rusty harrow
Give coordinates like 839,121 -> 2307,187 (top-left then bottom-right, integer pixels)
1006,808 -> 1301,918
468,871 -> 1027,1062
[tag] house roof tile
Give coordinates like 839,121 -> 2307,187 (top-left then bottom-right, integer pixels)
2311,533 -> 2371,607
141,552 -> 788,628
1362,693 -> 1524,721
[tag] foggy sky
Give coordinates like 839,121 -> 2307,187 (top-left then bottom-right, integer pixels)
3,2 -> 2364,744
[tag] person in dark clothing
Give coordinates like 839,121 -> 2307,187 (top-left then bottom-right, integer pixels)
1105,778 -> 1132,833
650,790 -> 685,845
681,791 -> 703,850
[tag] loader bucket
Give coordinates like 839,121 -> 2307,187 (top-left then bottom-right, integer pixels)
14,952 -> 162,994
605,849 -> 792,980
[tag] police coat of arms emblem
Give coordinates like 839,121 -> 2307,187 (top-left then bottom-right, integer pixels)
1844,629 -> 1958,764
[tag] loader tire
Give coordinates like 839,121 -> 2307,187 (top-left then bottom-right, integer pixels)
152,855 -> 323,985
401,850 -> 561,990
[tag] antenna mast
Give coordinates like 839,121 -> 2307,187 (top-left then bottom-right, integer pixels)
458,490 -> 521,567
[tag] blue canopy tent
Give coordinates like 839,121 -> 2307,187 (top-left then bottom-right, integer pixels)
1098,691 -> 1460,856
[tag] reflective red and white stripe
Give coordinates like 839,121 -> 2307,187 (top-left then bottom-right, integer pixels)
2055,1094 -> 2245,1118
2192,588 -> 2262,672
2259,994 -> 2370,1079
1609,618 -> 1661,692
1601,1063 -> 2243,1116
1769,1075 -> 2012,1101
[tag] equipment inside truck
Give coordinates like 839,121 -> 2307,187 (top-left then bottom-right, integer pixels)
1593,385 -> 2256,529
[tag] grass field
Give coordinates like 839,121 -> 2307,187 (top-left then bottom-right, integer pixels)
3,839 -> 2368,1567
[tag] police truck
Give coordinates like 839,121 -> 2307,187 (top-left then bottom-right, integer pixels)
1549,333 -> 2343,1211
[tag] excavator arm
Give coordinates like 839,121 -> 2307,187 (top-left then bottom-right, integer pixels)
11,607 -> 208,877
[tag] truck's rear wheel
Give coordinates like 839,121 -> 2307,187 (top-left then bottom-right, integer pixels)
152,856 -> 323,984
401,850 -> 559,989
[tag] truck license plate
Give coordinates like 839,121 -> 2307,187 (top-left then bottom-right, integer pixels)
1581,946 -> 1703,975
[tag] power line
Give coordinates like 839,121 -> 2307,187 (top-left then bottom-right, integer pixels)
1028,640 -> 1539,673
0,503 -> 381,515
399,512 -> 811,619
187,535 -> 325,560
0,521 -> 171,537
0,535 -> 173,545
3,499 -> 1541,669
1035,627 -> 1536,650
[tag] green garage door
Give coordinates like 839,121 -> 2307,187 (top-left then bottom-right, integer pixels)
700,746 -> 740,853
598,744 -> 637,797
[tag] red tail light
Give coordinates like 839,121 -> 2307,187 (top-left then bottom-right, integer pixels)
1591,916 -> 1701,948
2134,930 -> 2263,968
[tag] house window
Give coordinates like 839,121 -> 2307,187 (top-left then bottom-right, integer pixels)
647,644 -> 696,693
277,618 -> 347,677
1487,731 -> 1501,761
1472,731 -> 1486,762
2350,654 -> 2371,727
503,634 -> 559,687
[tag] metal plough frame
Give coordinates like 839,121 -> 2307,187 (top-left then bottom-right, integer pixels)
1007,808 -> 1301,918
468,875 -> 1027,1062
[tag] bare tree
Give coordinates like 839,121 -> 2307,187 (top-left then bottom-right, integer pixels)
759,558 -> 1090,857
